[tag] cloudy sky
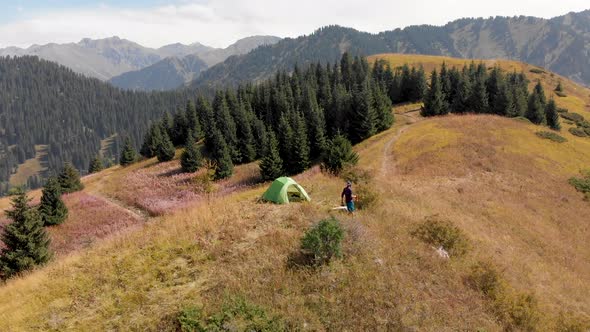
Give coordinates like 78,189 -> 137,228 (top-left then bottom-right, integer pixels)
1,0 -> 588,49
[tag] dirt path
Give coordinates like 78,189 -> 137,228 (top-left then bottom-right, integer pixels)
380,111 -> 420,177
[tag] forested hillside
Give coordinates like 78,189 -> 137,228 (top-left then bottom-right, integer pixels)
192,10 -> 590,89
0,56 -> 188,194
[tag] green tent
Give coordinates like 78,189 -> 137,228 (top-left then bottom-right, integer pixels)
262,177 -> 311,204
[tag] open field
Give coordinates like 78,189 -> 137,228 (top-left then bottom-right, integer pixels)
9,145 -> 48,187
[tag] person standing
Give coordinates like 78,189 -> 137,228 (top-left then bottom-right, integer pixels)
341,181 -> 355,215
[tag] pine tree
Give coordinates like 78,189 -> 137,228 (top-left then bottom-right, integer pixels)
322,134 -> 359,174
140,123 -> 161,158
39,177 -> 68,226
58,162 -> 83,194
289,113 -> 311,174
372,81 -> 394,132
156,129 -> 175,162
119,136 -> 136,166
350,79 -> 377,143
410,66 -> 427,102
210,128 -> 234,180
0,191 -> 51,279
526,93 -> 546,124
88,156 -> 103,174
422,69 -> 448,116
233,101 -> 257,164
302,85 -> 327,159
534,80 -> 547,106
259,130 -> 284,181
171,110 -> 188,146
277,114 -> 294,169
185,100 -> 203,141
545,99 -> 561,131
451,69 -> 471,114
555,81 -> 564,93
213,92 -> 240,163
469,66 -> 489,114
180,133 -> 202,173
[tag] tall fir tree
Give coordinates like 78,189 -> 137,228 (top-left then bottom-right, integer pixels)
451,69 -> 472,114
422,69 -> 448,117
156,129 -> 175,162
213,92 -> 240,163
119,136 -> 136,166
350,79 -> 377,143
302,84 -> 327,159
277,114 -> 294,169
171,110 -> 188,146
545,99 -> 561,131
289,113 -> 311,174
233,100 -> 257,164
372,81 -> 394,132
259,130 -> 284,181
185,100 -> 203,141
58,162 -> 83,194
526,84 -> 547,125
39,177 -> 68,226
180,132 -> 202,173
140,122 -> 162,159
469,67 -> 489,114
88,156 -> 103,174
209,128 -> 234,180
0,191 -> 51,279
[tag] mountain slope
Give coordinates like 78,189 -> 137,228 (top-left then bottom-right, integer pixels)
1,55 -> 590,330
109,35 -> 281,90
192,10 -> 590,89
108,54 -> 208,91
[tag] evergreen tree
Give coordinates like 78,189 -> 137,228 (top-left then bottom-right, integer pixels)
545,99 -> 561,131
161,112 -> 173,139
259,130 -> 284,181
451,69 -> 472,114
469,67 -> 489,114
555,81 -> 564,93
277,114 -> 294,170
233,101 -> 257,164
422,69 -> 448,116
533,80 -> 547,106
0,191 -> 51,279
526,82 -> 547,124
289,113 -> 311,174
322,134 -> 359,174
185,100 -> 203,141
400,64 -> 413,102
210,128 -> 234,180
140,123 -> 162,159
171,110 -> 188,146
88,156 -> 103,174
58,162 -> 83,194
119,136 -> 136,166
213,92 -> 240,163
156,129 -> 175,162
180,133 -> 202,173
410,65 -> 427,102
372,81 -> 394,132
302,85 -> 327,159
251,118 -> 269,159
39,177 -> 68,226
350,79 -> 377,143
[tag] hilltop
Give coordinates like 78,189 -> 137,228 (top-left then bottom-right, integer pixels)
0,55 -> 589,330
192,10 -> 590,89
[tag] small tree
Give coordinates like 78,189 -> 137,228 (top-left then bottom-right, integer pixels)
259,131 -> 284,181
58,162 -> 84,194
322,134 -> 359,174
545,99 -> 561,131
88,156 -> 103,174
39,177 -> 68,226
180,134 -> 202,173
119,137 -> 137,166
301,217 -> 344,266
157,130 -> 176,162
0,191 -> 51,279
555,81 -> 564,93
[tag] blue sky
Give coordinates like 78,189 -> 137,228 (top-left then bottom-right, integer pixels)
0,0 -> 588,49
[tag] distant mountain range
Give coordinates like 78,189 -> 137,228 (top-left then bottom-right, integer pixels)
108,36 -> 281,91
191,10 -> 590,89
0,35 -> 281,86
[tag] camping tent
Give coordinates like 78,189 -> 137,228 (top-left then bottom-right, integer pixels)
262,177 -> 311,204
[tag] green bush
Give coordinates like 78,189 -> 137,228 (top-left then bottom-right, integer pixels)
467,262 -> 540,331
569,171 -> 590,194
177,298 -> 285,332
355,184 -> 379,211
529,68 -> 546,74
340,166 -> 373,185
412,216 -> 469,256
536,131 -> 567,143
557,108 -> 569,113
321,134 -> 359,175
301,217 -> 344,266
560,112 -> 585,123
569,127 -> 588,137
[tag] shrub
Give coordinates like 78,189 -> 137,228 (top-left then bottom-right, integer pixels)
560,112 -> 585,123
301,217 -> 344,266
355,184 -> 379,211
529,68 -> 545,74
535,131 -> 567,143
557,108 -> 569,113
555,312 -> 589,332
321,134 -> 359,175
177,298 -> 285,332
467,262 -> 540,331
412,216 -> 469,256
555,91 -> 567,98
569,127 -> 588,137
569,171 -> 590,194
340,166 -> 373,185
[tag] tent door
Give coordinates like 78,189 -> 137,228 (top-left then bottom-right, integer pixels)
287,185 -> 305,202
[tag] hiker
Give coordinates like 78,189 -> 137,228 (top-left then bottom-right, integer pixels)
341,181 -> 355,215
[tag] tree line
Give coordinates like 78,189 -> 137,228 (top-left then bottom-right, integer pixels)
420,62 -> 561,130
138,53 -> 400,180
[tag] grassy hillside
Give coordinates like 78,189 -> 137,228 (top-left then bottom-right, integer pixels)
1,56 -> 590,331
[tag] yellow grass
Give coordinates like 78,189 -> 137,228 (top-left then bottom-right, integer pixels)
9,145 -> 48,187
2,55 -> 590,330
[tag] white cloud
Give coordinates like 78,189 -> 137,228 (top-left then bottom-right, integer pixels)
0,0 -> 588,49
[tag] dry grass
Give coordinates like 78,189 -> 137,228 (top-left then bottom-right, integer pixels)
2,55 -> 590,330
9,145 -> 48,187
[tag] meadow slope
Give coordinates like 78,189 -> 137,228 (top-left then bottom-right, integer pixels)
1,55 -> 590,331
